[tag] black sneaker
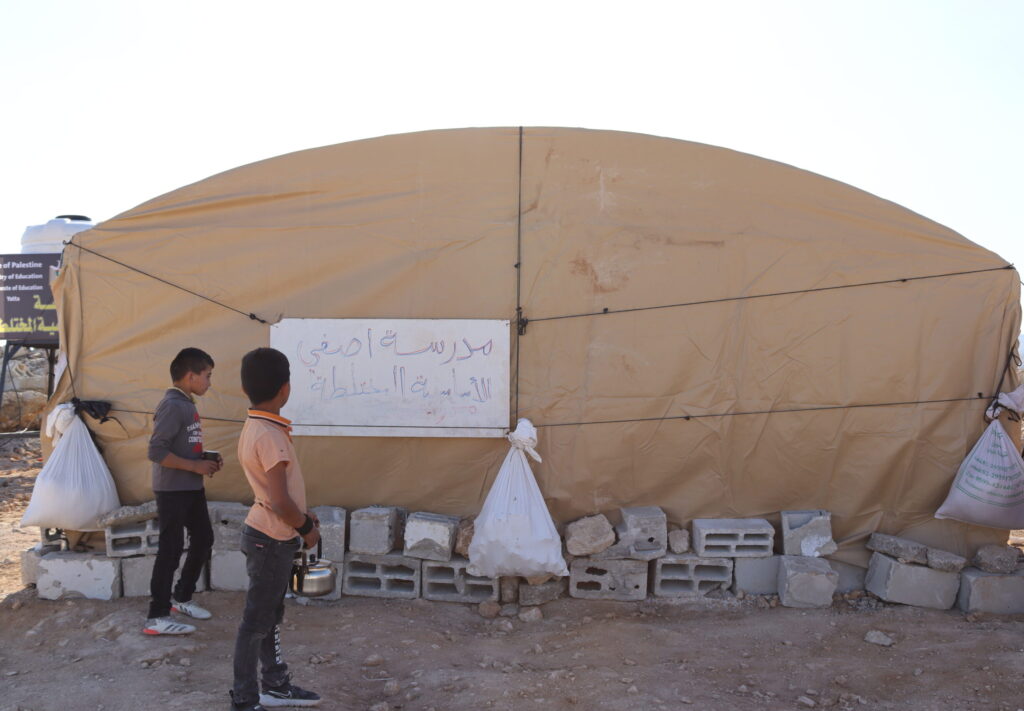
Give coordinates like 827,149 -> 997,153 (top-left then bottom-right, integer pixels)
259,682 -> 321,707
229,690 -> 267,711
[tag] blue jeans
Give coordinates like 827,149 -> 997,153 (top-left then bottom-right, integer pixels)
231,525 -> 301,705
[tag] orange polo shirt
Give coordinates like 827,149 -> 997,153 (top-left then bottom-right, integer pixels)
238,410 -> 308,541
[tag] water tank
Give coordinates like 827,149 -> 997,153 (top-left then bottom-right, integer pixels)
21,215 -> 93,254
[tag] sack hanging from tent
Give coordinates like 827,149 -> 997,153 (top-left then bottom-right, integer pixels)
21,414 -> 121,531
935,419 -> 1024,529
468,419 -> 569,579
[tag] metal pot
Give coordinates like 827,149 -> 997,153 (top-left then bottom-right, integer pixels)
290,539 -> 337,597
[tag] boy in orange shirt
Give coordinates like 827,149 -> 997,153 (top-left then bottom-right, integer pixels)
230,347 -> 321,710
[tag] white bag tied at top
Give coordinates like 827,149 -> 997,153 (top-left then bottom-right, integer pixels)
935,418 -> 1024,529
468,418 -> 569,578
21,414 -> 121,531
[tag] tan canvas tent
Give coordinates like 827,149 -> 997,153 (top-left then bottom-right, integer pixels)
49,127 -> 1021,563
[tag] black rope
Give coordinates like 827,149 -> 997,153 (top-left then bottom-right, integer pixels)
65,240 -> 270,324
527,264 -> 1016,324
513,126 -> 525,423
535,393 -> 992,428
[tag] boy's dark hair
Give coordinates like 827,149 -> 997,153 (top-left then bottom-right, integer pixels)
170,347 -> 215,381
241,347 -> 290,405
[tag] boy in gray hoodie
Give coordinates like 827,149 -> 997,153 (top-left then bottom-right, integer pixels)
144,347 -> 222,635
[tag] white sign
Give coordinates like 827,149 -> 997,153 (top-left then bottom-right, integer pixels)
271,318 -> 511,437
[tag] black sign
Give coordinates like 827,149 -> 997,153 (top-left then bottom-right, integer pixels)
0,253 -> 61,345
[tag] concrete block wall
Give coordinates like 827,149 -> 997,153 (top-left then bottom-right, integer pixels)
650,554 -> 733,597
865,552 -> 959,610
421,556 -> 498,602
342,552 -> 421,599
692,519 -> 774,557
121,553 -> 209,597
349,506 -> 403,555
37,551 -> 122,600
569,558 -> 647,601
210,549 -> 248,591
104,518 -> 161,557
957,568 -> 1024,614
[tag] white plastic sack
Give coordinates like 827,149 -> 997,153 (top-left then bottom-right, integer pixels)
21,415 -> 121,531
935,419 -> 1024,529
468,419 -> 569,579
44,402 -> 76,446
985,383 -> 1024,420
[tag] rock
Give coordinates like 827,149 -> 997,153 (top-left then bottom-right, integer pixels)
797,696 -> 816,708
494,619 -> 514,633
383,679 -> 400,696
369,703 -> 389,711
668,529 -> 690,554
518,577 -> 567,606
98,501 -> 159,528
453,517 -> 474,558
363,654 -> 385,666
565,515 -> 615,556
499,604 -> 519,617
0,390 -> 47,431
973,544 -> 1018,574
926,547 -> 967,573
499,576 -> 519,603
518,607 -> 543,623
478,601 -> 500,619
864,630 -> 894,647
865,533 -> 928,565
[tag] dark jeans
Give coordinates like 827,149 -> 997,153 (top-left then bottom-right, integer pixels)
232,525 -> 301,705
148,489 -> 213,619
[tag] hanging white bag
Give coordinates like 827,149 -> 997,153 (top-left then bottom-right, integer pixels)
468,418 -> 569,579
935,419 -> 1024,529
21,414 -> 121,531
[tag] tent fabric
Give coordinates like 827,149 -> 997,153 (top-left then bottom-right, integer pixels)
48,127 -> 1021,561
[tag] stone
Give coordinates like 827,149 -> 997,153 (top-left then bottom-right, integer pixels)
568,558 -> 648,601
973,544 -> 1018,574
865,533 -> 928,565
733,555 -> 781,596
593,507 -> 668,561
926,547 -> 968,573
692,518 -> 774,558
478,600 -> 500,618
826,559 -> 866,593
865,552 -> 959,610
780,510 -> 837,557
210,549 -> 248,591
97,500 -> 158,528
499,604 -> 519,617
518,606 -> 543,623
668,529 -> 690,554
651,554 -> 733,597
453,517 -> 475,558
349,506 -> 403,554
864,630 -> 895,647
36,551 -> 122,600
404,512 -> 460,561
0,389 -> 47,430
565,515 -> 615,556
310,506 -> 347,563
20,544 -> 59,586
518,577 -> 567,606
957,567 -> 1024,614
778,556 -> 837,608
499,576 -> 520,603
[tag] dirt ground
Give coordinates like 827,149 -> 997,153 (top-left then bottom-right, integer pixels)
3,436 -> 1024,711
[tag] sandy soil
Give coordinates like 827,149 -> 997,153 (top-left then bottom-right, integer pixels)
3,435 -> 1024,711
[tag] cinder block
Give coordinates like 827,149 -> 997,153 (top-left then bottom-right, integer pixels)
594,507 -> 668,561
569,558 -> 648,601
865,552 -> 959,610
349,506 -> 403,555
421,556 -> 498,603
210,548 -> 249,591
404,512 -> 460,561
342,552 -> 420,599
37,551 -> 122,600
20,544 -> 60,586
780,510 -> 837,557
652,554 -> 733,597
865,533 -> 928,565
519,577 -> 568,605
311,506 -> 347,563
692,519 -> 774,558
778,556 -> 838,608
121,553 -> 209,597
733,555 -> 781,596
957,568 -> 1024,614
827,559 -> 866,593
104,519 -> 161,558
209,501 -> 251,551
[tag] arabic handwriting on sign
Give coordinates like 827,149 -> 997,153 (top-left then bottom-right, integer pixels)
309,365 -> 390,401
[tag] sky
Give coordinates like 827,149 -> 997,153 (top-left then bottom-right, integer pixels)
1,1 -> 1022,296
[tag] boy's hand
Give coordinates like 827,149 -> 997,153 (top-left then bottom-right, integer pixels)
302,526 -> 320,550
193,459 -> 219,477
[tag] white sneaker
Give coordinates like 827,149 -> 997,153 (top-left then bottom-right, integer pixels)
143,616 -> 196,636
171,599 -> 212,620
